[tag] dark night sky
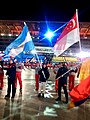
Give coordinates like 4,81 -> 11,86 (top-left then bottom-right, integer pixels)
0,0 -> 90,22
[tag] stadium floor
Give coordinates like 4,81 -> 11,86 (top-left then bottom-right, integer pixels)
0,68 -> 90,120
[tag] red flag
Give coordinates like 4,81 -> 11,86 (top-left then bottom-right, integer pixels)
53,10 -> 80,56
68,58 -> 90,109
68,75 -> 90,110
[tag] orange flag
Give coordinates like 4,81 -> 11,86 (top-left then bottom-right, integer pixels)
68,75 -> 90,110
79,58 -> 90,82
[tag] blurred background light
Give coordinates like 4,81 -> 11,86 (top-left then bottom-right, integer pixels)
44,30 -> 54,40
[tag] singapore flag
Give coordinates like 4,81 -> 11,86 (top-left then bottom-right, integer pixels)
53,10 -> 80,56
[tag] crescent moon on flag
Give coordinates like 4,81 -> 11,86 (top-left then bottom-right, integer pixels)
71,19 -> 75,28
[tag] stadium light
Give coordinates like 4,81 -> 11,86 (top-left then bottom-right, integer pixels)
76,51 -> 90,58
44,30 -> 54,40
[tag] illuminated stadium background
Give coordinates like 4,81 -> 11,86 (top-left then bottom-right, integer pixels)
0,20 -> 90,61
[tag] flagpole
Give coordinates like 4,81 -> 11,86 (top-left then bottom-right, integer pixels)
35,51 -> 42,68
76,9 -> 82,53
35,51 -> 47,79
23,21 -> 42,67
24,21 -> 26,26
56,63 -> 81,80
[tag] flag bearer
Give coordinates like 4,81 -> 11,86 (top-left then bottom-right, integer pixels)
5,59 -> 16,100
38,63 -> 50,98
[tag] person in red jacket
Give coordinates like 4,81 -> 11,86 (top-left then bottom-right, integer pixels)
68,64 -> 77,91
53,64 -> 59,92
16,61 -> 24,94
35,62 -> 40,91
0,57 -> 4,90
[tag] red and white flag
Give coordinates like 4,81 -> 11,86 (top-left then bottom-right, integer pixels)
53,10 -> 80,56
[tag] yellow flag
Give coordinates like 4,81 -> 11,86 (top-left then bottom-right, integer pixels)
79,58 -> 90,82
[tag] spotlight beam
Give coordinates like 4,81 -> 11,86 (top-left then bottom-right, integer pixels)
39,22 -> 67,42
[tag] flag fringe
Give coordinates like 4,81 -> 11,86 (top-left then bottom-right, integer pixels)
67,101 -> 75,110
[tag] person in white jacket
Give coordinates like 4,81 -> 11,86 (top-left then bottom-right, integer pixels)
16,61 -> 24,94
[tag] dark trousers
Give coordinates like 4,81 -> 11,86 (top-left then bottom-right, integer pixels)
58,80 -> 68,102
7,78 -> 16,98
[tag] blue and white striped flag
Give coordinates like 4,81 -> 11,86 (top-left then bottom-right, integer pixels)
4,24 -> 35,61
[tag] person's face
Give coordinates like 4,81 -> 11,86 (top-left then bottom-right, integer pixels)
43,64 -> 46,68
59,63 -> 62,67
9,59 -> 13,64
